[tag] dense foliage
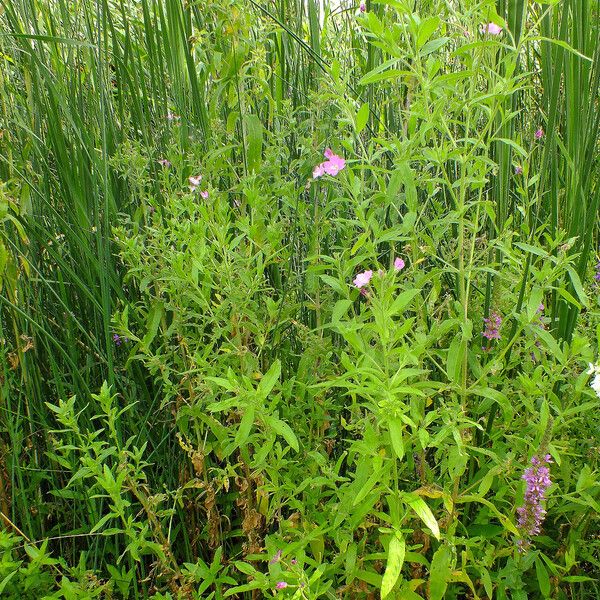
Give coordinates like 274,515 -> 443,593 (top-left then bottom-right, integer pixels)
0,0 -> 599,598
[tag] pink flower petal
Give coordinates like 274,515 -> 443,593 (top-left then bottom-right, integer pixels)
313,163 -> 325,178
394,257 -> 405,271
353,270 -> 373,289
481,22 -> 502,35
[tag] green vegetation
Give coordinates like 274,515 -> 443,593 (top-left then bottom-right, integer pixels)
0,0 -> 599,598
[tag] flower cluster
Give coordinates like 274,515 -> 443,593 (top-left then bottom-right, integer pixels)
594,259 -> 600,285
112,334 -> 129,346
313,148 -> 346,178
587,362 -> 600,399
352,257 -> 405,294
516,454 -> 552,550
189,175 -> 202,191
535,128 -> 544,140
188,174 -> 209,198
482,311 -> 502,341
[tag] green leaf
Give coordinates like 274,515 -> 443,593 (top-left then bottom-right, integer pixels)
265,415 -> 299,452
234,407 -> 255,449
381,533 -> 405,598
535,557 -> 551,597
390,289 -> 421,315
446,334 -> 463,385
392,162 -> 418,211
257,360 -> 281,399
388,418 -> 405,461
141,302 -> 164,348
320,274 -> 348,296
417,16 -> 440,49
404,493 -> 440,539
420,37 -> 450,56
244,114 -> 263,173
493,137 -> 528,158
429,545 -> 452,600
332,299 -> 353,323
566,266 -> 589,309
356,102 -> 369,134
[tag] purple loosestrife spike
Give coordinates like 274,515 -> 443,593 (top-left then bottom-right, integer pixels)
269,550 -> 282,565
113,334 -> 122,346
516,454 -> 552,550
535,128 -> 544,139
359,1 -> 366,12
594,260 -> 600,283
514,165 -> 523,175
482,311 -> 502,340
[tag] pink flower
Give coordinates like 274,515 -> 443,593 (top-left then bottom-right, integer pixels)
312,163 -> 325,178
359,2 -> 366,13
313,148 -> 346,178
394,257 -> 405,271
200,190 -> 209,199
275,582 -> 288,590
514,165 -> 523,175
353,270 -> 373,289
189,175 -> 202,191
481,22 -> 503,35
158,159 -> 171,167
535,128 -> 544,139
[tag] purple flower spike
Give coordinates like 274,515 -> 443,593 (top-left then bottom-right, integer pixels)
535,128 -> 544,140
516,454 -> 552,550
482,311 -> 502,341
113,334 -> 122,346
269,550 -> 282,565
